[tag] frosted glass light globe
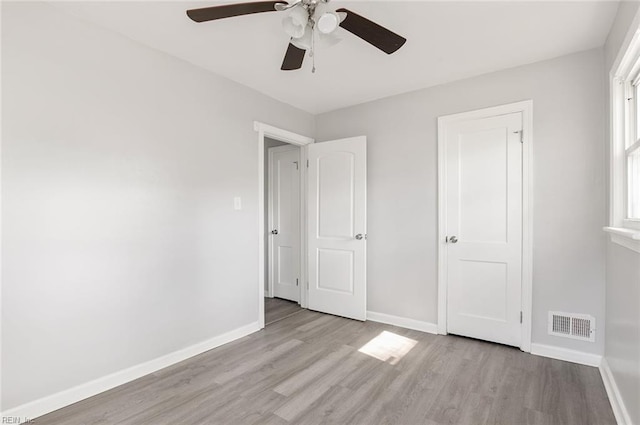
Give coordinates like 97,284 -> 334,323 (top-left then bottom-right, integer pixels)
282,6 -> 309,38
317,12 -> 339,34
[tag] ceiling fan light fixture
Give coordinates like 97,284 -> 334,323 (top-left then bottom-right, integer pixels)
282,5 -> 309,38
317,32 -> 342,48
185,2 -> 407,72
316,11 -> 340,34
291,25 -> 312,50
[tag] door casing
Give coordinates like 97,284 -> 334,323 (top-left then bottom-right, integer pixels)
255,122 -> 314,330
437,100 -> 533,353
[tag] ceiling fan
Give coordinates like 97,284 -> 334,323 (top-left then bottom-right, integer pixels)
186,0 -> 407,71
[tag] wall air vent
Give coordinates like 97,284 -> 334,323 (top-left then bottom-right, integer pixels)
548,311 -> 595,342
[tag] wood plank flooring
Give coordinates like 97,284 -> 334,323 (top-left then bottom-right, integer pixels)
265,297 -> 303,325
37,310 -> 615,425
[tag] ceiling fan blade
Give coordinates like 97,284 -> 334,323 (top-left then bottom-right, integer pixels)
187,1 -> 287,23
335,8 -> 406,54
281,42 -> 305,70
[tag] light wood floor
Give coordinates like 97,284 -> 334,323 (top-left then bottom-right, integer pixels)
38,310 -> 615,425
265,297 -> 303,325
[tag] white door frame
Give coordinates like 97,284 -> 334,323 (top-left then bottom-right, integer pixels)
436,100 -> 533,353
267,144 -> 302,300
255,122 -> 314,330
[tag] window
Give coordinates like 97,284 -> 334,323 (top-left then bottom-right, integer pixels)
623,78 -> 640,220
607,25 -> 640,252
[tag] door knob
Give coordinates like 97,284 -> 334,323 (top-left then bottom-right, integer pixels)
271,229 -> 278,235
355,233 -> 365,240
447,236 -> 458,244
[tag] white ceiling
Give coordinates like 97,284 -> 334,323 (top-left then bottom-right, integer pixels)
52,1 -> 619,114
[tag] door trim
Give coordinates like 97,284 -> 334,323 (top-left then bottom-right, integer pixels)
267,144 -> 301,300
255,122 -> 314,330
436,100 -> 533,353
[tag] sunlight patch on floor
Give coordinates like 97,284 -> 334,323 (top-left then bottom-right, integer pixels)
358,330 -> 418,365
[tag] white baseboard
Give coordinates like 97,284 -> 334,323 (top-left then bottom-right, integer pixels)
600,357 -> 632,425
366,311 -> 438,335
530,343 -> 602,367
1,321 -> 261,424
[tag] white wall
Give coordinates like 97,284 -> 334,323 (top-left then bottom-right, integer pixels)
316,48 -> 607,355
1,2 -> 313,411
603,3 -> 640,424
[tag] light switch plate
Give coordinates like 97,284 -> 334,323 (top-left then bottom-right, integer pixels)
233,197 -> 242,210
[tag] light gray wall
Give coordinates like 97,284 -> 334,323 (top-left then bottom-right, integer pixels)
603,3 -> 640,423
264,137 -> 289,292
605,243 -> 640,422
316,48 -> 607,355
1,2 -> 314,410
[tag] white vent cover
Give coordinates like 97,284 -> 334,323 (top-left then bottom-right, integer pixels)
548,311 -> 595,342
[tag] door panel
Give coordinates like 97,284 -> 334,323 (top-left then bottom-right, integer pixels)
445,113 -> 523,347
457,260 -> 508,321
318,152 -> 355,238
317,248 -> 354,294
308,137 -> 366,321
459,127 -> 508,243
269,146 -> 300,302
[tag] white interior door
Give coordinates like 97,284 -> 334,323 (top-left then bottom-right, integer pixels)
269,146 -> 300,302
444,112 -> 523,347
307,137 -> 367,321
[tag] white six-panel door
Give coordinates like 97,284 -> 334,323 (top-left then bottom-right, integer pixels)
269,146 -> 300,302
444,112 -> 523,347
307,137 -> 367,321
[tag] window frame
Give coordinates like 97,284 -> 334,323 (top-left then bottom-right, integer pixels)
607,24 -> 640,252
623,78 -> 640,226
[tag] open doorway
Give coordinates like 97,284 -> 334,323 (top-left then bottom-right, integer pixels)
264,138 -> 304,325
255,122 -> 368,328
254,122 -> 314,329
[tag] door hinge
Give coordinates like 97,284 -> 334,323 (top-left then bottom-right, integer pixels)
296,278 -> 299,286
520,311 -> 523,323
513,130 -> 524,143
306,159 -> 309,168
